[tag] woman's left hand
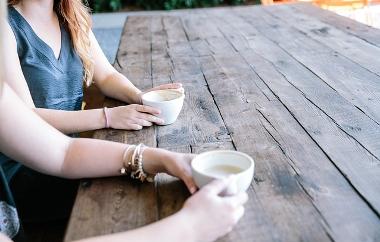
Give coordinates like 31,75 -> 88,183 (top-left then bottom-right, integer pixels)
143,148 -> 197,194
162,152 -> 197,194
137,83 -> 184,104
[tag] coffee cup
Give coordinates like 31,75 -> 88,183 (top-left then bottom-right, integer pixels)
191,150 -> 254,195
142,89 -> 185,125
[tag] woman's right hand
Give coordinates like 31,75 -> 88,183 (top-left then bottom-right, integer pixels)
108,104 -> 164,130
180,177 -> 249,242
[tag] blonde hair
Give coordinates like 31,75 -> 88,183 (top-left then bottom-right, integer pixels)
0,0 -> 5,93
8,0 -> 94,86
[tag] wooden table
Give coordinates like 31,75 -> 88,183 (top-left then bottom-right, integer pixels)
64,3 -> 380,242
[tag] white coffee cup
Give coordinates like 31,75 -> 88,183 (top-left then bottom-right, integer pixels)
191,150 -> 254,195
142,89 -> 185,125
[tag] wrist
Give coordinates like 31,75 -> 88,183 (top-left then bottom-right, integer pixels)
132,90 -> 143,104
142,147 -> 167,174
174,209 -> 198,242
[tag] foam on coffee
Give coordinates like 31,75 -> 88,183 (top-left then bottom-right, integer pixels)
204,165 -> 243,178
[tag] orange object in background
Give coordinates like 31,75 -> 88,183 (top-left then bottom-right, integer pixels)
260,0 -> 298,5
259,0 -> 379,27
314,0 -> 368,9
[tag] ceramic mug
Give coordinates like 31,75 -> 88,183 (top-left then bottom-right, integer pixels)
191,150 -> 254,195
142,89 -> 185,125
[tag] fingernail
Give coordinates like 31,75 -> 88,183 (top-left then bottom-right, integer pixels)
190,187 -> 196,194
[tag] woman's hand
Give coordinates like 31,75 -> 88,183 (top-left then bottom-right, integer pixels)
161,152 -> 197,194
142,148 -> 197,194
180,178 -> 249,242
136,83 -> 184,104
108,104 -> 164,130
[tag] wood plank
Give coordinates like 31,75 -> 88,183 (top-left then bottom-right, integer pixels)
64,178 -> 157,241
293,3 -> 380,48
272,4 -> 380,77
198,58 -> 332,242
66,6 -> 380,242
201,6 -> 380,220
180,10 -> 336,242
151,16 -> 232,148
218,6 -> 380,126
198,8 -> 380,241
229,7 -> 380,160
150,15 -> 237,236
65,16 -> 158,241
199,50 -> 380,241
249,5 -> 380,124
265,4 -> 380,79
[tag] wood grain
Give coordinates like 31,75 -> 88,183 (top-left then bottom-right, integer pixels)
66,4 -> 380,242
65,16 -> 157,242
218,7 -> 380,215
294,3 -> 380,48
262,5 -> 380,123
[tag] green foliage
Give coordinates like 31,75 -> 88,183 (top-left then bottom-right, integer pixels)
89,0 -> 122,12
136,0 -> 224,10
87,0 -> 247,12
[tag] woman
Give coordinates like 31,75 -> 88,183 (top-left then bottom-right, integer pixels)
0,2 -> 248,241
5,0 -> 179,132
2,0 -> 184,227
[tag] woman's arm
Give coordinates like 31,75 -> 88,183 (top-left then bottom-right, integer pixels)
89,30 -> 141,104
0,85 -> 248,242
90,30 -> 183,104
0,83 -> 195,190
76,209 -> 195,242
74,178 -> 248,242
0,172 -> 247,242
3,24 -> 163,133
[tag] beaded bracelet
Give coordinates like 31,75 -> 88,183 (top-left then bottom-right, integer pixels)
120,144 -> 155,182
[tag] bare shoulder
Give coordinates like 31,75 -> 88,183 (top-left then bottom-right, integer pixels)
4,22 -> 17,48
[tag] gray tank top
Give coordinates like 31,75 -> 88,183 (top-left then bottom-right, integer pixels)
7,6 -> 84,110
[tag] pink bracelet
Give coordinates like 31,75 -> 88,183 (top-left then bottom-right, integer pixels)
103,107 -> 110,128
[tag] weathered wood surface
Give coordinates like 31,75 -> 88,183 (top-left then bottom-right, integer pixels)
65,4 -> 380,242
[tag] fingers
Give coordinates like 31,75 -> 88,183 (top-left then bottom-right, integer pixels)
134,119 -> 153,127
201,176 -> 235,195
223,192 -> 249,208
151,83 -> 183,91
182,173 -> 197,194
129,124 -> 143,130
137,113 -> 164,125
135,105 -> 161,115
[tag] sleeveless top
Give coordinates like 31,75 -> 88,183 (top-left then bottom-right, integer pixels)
0,7 -> 84,238
8,6 -> 84,110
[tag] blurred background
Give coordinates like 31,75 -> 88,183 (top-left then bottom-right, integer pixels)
87,0 -> 257,12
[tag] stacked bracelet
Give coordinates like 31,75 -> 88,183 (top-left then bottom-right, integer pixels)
120,144 -> 154,182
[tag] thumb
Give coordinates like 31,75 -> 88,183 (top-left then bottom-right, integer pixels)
202,176 -> 236,195
182,174 -> 197,194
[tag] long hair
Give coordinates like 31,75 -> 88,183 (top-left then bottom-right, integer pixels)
0,0 -> 5,94
8,0 -> 94,86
